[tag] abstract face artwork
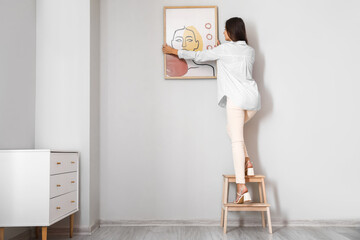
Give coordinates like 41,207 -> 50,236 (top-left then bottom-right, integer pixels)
171,26 -> 201,51
164,6 -> 218,79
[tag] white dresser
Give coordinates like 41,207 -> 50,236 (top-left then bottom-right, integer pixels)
0,149 -> 79,240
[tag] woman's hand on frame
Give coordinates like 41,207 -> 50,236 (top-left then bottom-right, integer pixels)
162,44 -> 178,56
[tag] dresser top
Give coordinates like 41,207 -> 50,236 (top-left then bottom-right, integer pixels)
0,149 -> 78,153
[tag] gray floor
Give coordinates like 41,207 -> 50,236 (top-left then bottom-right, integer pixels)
42,226 -> 360,240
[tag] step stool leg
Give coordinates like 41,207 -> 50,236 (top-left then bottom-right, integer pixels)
221,177 -> 229,229
220,177 -> 226,227
261,211 -> 266,228
261,178 -> 267,203
258,182 -> 265,228
224,177 -> 229,204
266,207 -> 272,234
221,207 -> 224,227
223,207 -> 228,234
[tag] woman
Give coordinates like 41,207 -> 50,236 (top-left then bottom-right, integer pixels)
162,17 -> 261,204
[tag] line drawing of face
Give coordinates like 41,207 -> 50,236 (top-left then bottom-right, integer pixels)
168,25 -> 215,77
171,26 -> 202,51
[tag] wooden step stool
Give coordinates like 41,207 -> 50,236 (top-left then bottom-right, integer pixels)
220,174 -> 272,234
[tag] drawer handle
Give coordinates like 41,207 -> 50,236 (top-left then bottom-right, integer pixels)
57,162 -> 61,165
71,161 -> 75,164
71,200 -> 75,203
71,181 -> 75,183
56,207 -> 61,210
56,184 -> 61,187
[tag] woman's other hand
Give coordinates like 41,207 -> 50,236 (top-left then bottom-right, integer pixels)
162,44 -> 178,56
215,39 -> 221,47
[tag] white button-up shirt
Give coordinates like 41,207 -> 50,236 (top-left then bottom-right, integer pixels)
177,40 -> 261,111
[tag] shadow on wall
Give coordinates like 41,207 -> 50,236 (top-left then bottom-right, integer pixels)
232,21 -> 287,226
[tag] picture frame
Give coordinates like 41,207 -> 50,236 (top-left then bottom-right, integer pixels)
163,6 -> 218,79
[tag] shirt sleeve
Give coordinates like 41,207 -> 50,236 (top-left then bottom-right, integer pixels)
177,45 -> 223,62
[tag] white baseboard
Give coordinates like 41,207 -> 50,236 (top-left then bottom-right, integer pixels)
46,219 -> 100,236
9,218 -> 360,239
100,218 -> 360,227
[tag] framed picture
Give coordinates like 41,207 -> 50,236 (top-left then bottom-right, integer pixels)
163,6 -> 218,79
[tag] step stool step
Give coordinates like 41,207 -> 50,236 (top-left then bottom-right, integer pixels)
223,174 -> 265,178
223,174 -> 265,183
223,202 -> 270,207
224,205 -> 269,211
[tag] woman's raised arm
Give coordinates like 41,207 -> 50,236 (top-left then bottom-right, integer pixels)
162,40 -> 222,62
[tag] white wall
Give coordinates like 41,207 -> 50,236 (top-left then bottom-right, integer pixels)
36,0 -> 100,231
0,0 -> 35,149
0,0 -> 36,239
100,0 -> 360,224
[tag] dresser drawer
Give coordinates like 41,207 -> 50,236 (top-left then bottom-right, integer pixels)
50,172 -> 78,198
50,191 -> 78,223
50,152 -> 78,175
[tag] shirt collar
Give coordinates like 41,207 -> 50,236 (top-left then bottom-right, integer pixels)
232,40 -> 247,45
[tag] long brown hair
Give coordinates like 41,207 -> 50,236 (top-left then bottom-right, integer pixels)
225,17 -> 248,44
